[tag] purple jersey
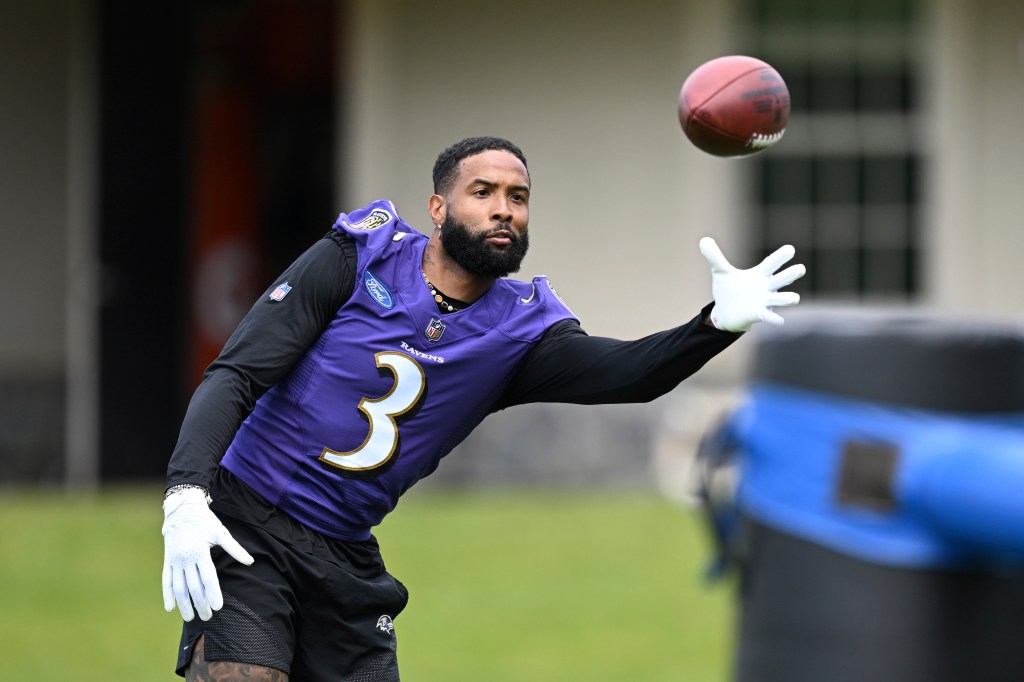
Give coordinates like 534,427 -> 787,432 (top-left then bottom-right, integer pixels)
220,200 -> 576,540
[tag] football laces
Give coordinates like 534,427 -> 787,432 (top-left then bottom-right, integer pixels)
746,130 -> 786,149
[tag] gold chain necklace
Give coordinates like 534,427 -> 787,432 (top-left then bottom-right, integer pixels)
422,271 -> 463,313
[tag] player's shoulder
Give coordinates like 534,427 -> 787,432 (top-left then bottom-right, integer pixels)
494,275 -> 579,338
508,275 -> 575,310
332,199 -> 423,248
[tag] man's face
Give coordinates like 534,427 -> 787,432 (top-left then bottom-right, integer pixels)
436,150 -> 531,278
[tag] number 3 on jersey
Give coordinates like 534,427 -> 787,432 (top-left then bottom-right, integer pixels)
319,351 -> 426,471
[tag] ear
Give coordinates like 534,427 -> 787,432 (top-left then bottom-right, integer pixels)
428,194 -> 445,229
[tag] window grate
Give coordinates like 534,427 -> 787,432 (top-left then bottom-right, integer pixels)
741,0 -> 923,302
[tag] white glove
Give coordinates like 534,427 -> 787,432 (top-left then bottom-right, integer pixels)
700,237 -> 805,332
161,487 -> 254,622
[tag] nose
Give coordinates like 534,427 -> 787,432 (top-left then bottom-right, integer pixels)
490,196 -> 513,225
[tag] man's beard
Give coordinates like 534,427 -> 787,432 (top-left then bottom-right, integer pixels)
439,214 -> 529,278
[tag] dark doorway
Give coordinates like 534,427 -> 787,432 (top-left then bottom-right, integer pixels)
98,0 -> 338,481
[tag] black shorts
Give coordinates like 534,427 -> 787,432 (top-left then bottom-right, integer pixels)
175,477 -> 409,680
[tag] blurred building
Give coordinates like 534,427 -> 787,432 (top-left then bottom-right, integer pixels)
1,0 -> 1021,487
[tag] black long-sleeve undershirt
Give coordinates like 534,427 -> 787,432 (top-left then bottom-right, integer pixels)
166,232 -> 740,488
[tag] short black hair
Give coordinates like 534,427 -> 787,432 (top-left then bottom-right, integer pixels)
432,136 -> 529,196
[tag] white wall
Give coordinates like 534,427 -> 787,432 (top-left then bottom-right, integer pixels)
927,0 -> 1024,315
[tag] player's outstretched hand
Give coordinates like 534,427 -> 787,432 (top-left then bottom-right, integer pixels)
700,237 -> 805,332
161,487 -> 254,622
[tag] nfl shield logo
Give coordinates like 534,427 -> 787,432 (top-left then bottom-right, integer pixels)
424,318 -> 446,341
269,282 -> 292,301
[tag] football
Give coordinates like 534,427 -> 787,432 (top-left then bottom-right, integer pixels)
678,55 -> 790,158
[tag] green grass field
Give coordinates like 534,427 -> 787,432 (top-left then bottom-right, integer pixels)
0,487 -> 734,681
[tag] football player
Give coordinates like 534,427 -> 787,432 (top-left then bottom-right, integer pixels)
162,136 -> 804,681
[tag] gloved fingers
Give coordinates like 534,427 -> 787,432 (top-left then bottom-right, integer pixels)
185,561 -> 213,622
197,555 -> 224,613
755,244 -> 796,276
767,263 -> 806,290
216,528 -> 255,567
766,291 -> 800,308
699,237 -> 735,274
171,565 -> 196,622
759,308 -> 787,326
162,558 -> 175,613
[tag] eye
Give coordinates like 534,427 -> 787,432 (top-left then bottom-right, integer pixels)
473,188 -> 489,197
511,193 -> 527,203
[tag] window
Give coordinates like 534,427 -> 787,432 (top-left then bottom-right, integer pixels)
741,0 -> 923,301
